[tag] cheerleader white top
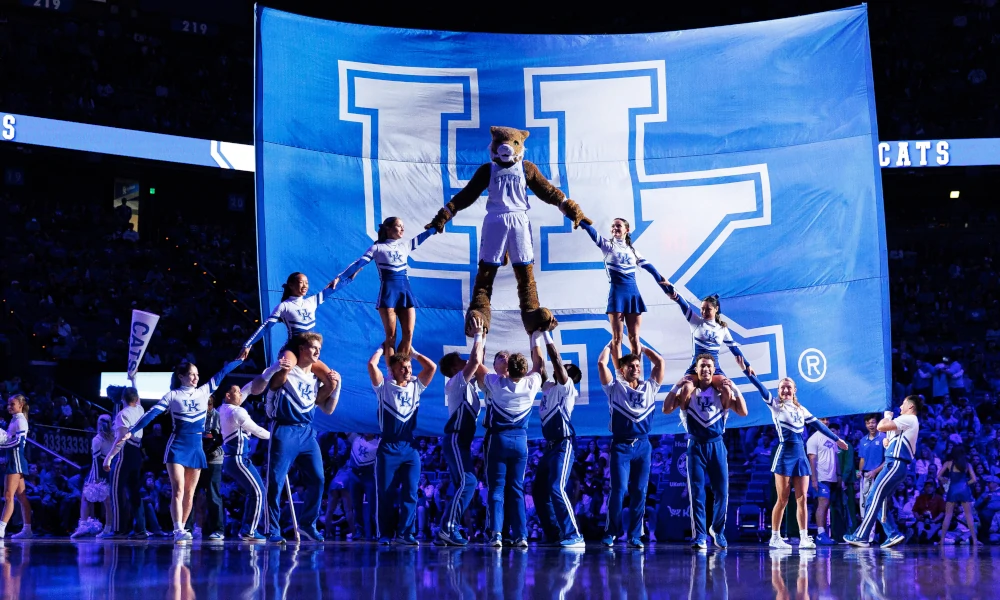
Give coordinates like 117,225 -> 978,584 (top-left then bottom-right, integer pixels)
540,379 -> 577,441
744,371 -> 840,445
130,360 -> 242,436
337,229 -> 437,283
242,289 -> 337,350
220,403 -> 270,457
348,433 -> 379,470
669,294 -> 750,368
444,375 -> 481,445
579,222 -> 664,285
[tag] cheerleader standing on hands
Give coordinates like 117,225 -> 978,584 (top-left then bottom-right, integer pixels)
331,216 -> 437,359
0,394 -> 32,539
741,362 -> 847,549
580,218 -> 666,365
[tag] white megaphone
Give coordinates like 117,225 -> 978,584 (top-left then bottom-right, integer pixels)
127,310 -> 160,383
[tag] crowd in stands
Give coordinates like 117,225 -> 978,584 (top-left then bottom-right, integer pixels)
2,2 -> 1000,141
3,0 -> 1000,544
1,188 -> 260,372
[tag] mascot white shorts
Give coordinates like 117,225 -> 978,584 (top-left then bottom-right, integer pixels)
480,211 -> 533,266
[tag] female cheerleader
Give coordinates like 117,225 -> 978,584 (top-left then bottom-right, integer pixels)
239,272 -> 335,385
580,218 -> 666,365
72,414 -> 115,538
219,383 -> 271,541
660,281 -> 754,385
741,362 -> 847,549
121,359 -> 242,542
0,394 -> 33,539
938,446 -> 979,545
331,216 -> 436,358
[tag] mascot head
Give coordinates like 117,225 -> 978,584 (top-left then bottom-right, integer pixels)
489,126 -> 529,165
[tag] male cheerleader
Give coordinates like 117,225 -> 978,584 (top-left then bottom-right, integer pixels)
435,319 -> 486,546
664,353 -> 748,549
257,332 -> 341,542
598,341 -> 666,548
845,395 -> 922,549
103,387 -> 148,538
469,326 -> 545,547
220,383 -> 271,541
533,330 -> 584,548
367,345 -> 437,545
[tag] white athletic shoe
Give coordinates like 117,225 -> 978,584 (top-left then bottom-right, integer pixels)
769,536 -> 792,549
173,529 -> 193,543
798,535 -> 816,549
11,529 -> 32,540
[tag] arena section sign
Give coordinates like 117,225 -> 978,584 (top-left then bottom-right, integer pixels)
254,5 -> 890,436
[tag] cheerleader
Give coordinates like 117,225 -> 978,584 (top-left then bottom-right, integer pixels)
0,394 -> 32,539
239,271 -> 335,386
102,387 -> 149,539
579,218 -> 666,364
72,414 -> 115,538
367,344 -> 437,545
435,329 -> 486,547
331,217 -> 437,358
741,363 -> 847,549
121,359 -> 242,542
660,283 -> 753,382
346,433 -> 379,540
219,383 -> 270,542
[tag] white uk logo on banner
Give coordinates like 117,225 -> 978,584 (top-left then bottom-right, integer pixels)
339,60 -> 786,404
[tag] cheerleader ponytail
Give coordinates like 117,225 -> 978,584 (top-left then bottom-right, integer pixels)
280,272 -> 305,301
377,217 -> 399,244
703,294 -> 728,328
615,217 -> 637,254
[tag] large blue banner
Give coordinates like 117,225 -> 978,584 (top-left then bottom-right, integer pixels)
254,5 -> 889,437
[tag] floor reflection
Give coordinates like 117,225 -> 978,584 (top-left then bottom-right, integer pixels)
0,541 -> 995,599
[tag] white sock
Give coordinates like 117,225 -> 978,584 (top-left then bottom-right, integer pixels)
771,531 -> 782,539
817,526 -> 826,535
173,522 -> 183,532
0,521 -> 6,536
800,529 -> 810,539
20,524 -> 30,533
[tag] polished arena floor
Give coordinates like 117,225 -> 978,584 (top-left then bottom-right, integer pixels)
0,539 -> 995,599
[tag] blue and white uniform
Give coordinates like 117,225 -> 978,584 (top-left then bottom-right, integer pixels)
602,376 -> 660,542
87,435 -> 113,485
221,390 -> 270,538
347,433 -> 379,538
677,383 -> 731,539
106,403 -> 147,535
242,289 -> 337,353
265,364 -> 332,536
0,414 -> 29,475
669,295 -> 749,375
373,377 -> 426,540
745,372 -> 841,477
480,160 -> 536,266
129,360 -> 241,469
580,222 -> 665,314
338,230 -> 436,310
533,378 -> 580,542
853,413 -> 920,541
482,371 -> 541,540
440,374 -> 482,537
